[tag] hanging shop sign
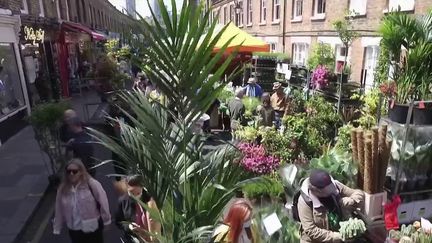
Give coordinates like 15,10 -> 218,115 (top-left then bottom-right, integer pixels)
23,26 -> 45,45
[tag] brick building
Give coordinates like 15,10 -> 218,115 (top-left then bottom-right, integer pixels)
0,0 -> 137,143
210,0 -> 432,88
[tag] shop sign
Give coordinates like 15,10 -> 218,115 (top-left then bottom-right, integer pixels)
23,26 -> 45,45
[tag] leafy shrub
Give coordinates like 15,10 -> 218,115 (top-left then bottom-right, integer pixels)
307,43 -> 335,71
242,175 -> 284,199
335,123 -> 354,151
29,101 -> 71,128
309,147 -> 358,188
243,97 -> 261,118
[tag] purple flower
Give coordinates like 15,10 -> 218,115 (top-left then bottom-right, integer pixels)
311,65 -> 330,90
238,143 -> 280,175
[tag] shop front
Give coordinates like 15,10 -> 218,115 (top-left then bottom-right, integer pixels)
58,22 -> 106,97
0,14 -> 30,144
20,16 -> 61,104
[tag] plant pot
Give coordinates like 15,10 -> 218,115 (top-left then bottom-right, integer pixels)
413,105 -> 432,125
388,103 -> 411,124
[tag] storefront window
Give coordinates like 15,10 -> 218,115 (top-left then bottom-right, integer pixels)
0,43 -> 25,118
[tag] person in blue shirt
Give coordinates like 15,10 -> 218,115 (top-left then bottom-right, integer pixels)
243,77 -> 263,98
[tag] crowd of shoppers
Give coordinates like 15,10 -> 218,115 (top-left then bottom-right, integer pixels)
228,77 -> 290,130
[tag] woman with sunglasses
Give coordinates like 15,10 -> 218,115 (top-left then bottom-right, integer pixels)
53,159 -> 111,243
212,199 -> 260,243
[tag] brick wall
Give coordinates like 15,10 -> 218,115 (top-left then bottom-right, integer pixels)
211,0 -> 432,84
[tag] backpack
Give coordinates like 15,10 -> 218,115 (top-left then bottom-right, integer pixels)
291,190 -> 312,222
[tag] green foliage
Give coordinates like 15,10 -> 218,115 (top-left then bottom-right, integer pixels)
351,88 -> 381,129
339,218 -> 366,241
374,43 -> 390,85
254,205 -> 301,243
309,147 -> 358,188
260,127 -> 296,164
332,12 -> 359,47
217,85 -> 235,104
235,125 -> 259,142
29,101 -> 70,128
253,52 -> 290,61
243,97 -> 261,118
307,43 -> 336,71
91,1 -> 260,242
335,123 -> 354,151
243,175 -> 284,199
379,11 -> 432,102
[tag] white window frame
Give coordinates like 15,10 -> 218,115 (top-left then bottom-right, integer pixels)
56,0 -> 61,19
312,0 -> 326,20
349,0 -> 367,16
363,45 -> 380,90
38,0 -> 45,17
229,3 -> 235,22
270,43 -> 277,53
21,0 -> 29,14
272,0 -> 281,23
223,5 -> 227,24
260,0 -> 267,24
65,0 -> 70,21
292,0 -> 303,21
386,0 -> 415,12
238,0 -> 246,27
246,0 -> 253,26
292,43 -> 309,66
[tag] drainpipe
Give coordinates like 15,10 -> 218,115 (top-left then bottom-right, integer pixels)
282,0 -> 287,52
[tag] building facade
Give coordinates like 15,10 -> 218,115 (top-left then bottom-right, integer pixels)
210,0 -> 432,88
0,0 -> 137,144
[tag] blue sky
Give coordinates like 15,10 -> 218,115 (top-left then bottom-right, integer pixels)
110,0 -> 184,17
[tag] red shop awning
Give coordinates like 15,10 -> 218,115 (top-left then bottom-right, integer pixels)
61,21 -> 106,41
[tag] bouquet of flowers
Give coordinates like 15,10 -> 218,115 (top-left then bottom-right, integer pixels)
238,143 -> 280,175
311,65 -> 330,90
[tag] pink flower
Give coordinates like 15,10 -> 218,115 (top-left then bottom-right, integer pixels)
238,143 -> 280,175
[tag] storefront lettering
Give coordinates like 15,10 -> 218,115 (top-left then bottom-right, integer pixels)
23,26 -> 45,45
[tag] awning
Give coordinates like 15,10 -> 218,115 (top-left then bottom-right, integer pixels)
61,21 -> 106,41
211,23 -> 270,53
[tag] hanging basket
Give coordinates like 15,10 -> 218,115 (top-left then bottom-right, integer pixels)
388,103 -> 411,124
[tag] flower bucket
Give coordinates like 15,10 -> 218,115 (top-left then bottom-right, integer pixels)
388,103 -> 410,124
413,103 -> 432,125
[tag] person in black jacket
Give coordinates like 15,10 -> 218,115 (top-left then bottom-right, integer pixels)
115,175 -> 160,243
67,117 -> 95,176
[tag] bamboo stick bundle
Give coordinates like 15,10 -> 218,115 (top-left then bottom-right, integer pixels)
372,127 -> 379,193
351,128 -> 358,162
356,129 -> 365,189
364,139 -> 373,194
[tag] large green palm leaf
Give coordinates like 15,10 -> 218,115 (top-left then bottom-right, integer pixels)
92,1 -> 259,242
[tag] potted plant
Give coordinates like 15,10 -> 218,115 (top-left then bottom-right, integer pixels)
340,65 -> 351,83
413,81 -> 432,125
311,65 -> 330,90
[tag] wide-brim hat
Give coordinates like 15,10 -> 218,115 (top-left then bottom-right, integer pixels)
247,77 -> 256,84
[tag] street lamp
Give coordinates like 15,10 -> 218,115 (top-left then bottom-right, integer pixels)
234,0 -> 242,26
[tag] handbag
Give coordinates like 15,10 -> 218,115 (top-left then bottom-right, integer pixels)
87,180 -> 104,229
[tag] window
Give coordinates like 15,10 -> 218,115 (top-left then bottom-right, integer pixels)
38,0 -> 45,17
387,0 -> 415,12
223,6 -> 227,24
260,0 -> 267,23
363,46 -> 380,90
237,0 -> 244,26
212,10 -> 219,23
270,43 -> 277,52
246,0 -> 252,25
21,0 -> 29,14
335,45 -> 348,73
313,0 -> 326,18
230,4 -> 234,22
273,0 -> 281,22
0,43 -> 26,120
292,43 -> 309,65
349,0 -> 367,15
292,0 -> 303,20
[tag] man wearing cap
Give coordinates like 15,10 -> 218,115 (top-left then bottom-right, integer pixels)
298,169 -> 364,243
243,77 -> 263,98
270,82 -> 288,128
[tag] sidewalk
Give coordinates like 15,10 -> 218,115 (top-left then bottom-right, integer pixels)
0,90 -> 104,243
0,126 -> 50,243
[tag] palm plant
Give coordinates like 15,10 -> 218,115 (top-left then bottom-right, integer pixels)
379,10 -> 432,102
91,0 -> 258,242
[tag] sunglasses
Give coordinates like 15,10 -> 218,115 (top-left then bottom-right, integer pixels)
66,169 -> 80,175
